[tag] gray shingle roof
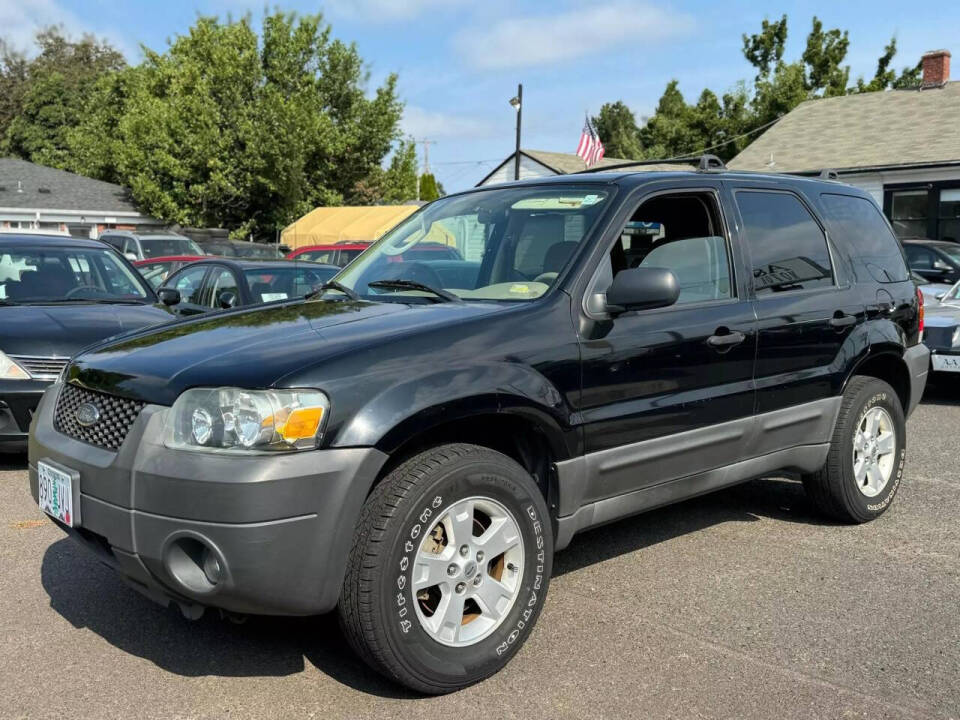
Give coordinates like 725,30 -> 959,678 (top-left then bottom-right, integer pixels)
0,157 -> 140,213
729,82 -> 960,173
524,149 -> 694,174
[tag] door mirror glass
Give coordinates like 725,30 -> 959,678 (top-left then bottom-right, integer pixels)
217,290 -> 238,309
157,287 -> 181,306
605,266 -> 679,315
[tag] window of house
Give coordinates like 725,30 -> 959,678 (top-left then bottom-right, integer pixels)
890,190 -> 929,238
938,189 -> 960,243
736,191 -> 834,295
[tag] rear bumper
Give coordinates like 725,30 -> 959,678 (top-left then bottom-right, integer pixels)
29,384 -> 388,616
904,343 -> 930,417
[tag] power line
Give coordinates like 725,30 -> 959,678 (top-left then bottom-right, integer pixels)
663,115 -> 782,161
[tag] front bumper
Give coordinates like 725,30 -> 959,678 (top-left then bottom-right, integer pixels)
28,384 -> 388,616
0,379 -> 49,451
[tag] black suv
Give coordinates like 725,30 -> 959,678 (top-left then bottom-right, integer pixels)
28,164 -> 928,693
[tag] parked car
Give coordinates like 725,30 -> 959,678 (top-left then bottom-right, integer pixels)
922,279 -> 960,373
0,234 -> 171,451
156,258 -> 338,316
286,242 -> 371,267
29,167 -> 928,693
133,255 -> 207,289
902,238 -> 960,286
98,230 -> 204,261
195,239 -> 285,259
912,271 -> 953,305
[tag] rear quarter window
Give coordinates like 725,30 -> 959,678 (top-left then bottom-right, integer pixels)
819,193 -> 909,283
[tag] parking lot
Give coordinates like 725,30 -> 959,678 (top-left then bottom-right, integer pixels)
1,385 -> 957,720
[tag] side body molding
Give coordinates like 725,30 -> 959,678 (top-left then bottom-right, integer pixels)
552,397 -> 842,549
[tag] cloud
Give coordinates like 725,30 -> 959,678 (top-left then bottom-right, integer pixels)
458,2 -> 693,70
0,0 -> 138,59
323,0 -> 463,22
400,105 -> 495,139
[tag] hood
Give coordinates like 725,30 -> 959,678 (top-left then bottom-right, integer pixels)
1,303 -> 172,358
70,298 -> 508,405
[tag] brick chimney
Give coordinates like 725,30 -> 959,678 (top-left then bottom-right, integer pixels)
922,50 -> 951,88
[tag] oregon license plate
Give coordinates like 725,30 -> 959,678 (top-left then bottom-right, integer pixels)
932,354 -> 960,372
37,460 -> 78,527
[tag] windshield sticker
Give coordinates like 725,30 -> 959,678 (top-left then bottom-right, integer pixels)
260,292 -> 287,302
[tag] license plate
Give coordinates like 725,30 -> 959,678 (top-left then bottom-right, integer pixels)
932,354 -> 960,372
37,460 -> 79,527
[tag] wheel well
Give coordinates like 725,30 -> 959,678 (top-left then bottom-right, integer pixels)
851,352 -> 910,412
377,414 -> 556,507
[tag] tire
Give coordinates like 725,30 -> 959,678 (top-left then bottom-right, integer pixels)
802,376 -> 906,523
338,443 -> 553,694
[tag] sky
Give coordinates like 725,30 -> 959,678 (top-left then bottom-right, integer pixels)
1,0 -> 955,192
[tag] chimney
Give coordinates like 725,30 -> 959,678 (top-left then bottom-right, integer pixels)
922,49 -> 951,88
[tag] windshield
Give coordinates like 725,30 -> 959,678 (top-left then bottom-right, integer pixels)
0,245 -> 151,302
938,244 -> 960,265
333,185 -> 611,302
244,265 -> 338,303
140,236 -> 204,258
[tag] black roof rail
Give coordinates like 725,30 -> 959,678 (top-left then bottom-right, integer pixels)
697,154 -> 726,172
819,169 -> 839,180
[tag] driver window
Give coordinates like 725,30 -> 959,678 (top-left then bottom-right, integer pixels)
207,268 -> 239,308
598,192 -> 733,307
171,265 -> 207,304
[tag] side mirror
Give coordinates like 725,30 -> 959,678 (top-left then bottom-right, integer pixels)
157,287 -> 181,306
605,266 -> 679,315
217,290 -> 238,309
124,252 -> 138,261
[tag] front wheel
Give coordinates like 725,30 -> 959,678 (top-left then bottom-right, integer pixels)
338,443 -> 553,694
802,376 -> 906,522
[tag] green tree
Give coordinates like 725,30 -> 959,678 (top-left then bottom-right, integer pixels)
67,11 -> 403,238
802,17 -> 850,96
854,38 -> 922,92
742,15 -> 788,81
419,172 -> 439,202
592,101 -> 643,159
1,27 -> 125,166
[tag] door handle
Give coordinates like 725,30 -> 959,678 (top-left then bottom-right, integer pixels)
706,330 -> 746,348
829,313 -> 857,328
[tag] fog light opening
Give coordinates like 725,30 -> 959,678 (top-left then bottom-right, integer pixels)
163,535 -> 227,595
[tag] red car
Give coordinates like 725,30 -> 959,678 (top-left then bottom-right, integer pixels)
133,255 -> 207,289
286,241 -> 462,267
285,243 -> 370,267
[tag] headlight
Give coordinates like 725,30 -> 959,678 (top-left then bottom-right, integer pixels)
164,388 -> 329,453
0,351 -> 31,380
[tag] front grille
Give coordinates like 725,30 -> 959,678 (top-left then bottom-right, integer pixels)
54,384 -> 145,451
924,326 -> 956,350
10,355 -> 69,381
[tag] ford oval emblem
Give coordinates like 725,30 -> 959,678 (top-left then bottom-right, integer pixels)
76,402 -> 100,428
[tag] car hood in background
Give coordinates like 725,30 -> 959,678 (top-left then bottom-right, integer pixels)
69,298 -> 509,405
0,303 -> 173,358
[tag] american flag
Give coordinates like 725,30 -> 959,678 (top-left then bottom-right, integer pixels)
575,114 -> 605,167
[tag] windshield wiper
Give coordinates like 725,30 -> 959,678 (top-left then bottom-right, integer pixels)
31,298 -> 147,305
305,280 -> 361,301
0,299 -> 17,306
367,279 -> 462,303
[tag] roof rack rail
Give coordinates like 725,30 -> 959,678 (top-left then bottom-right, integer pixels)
698,154 -> 726,172
819,169 -> 839,180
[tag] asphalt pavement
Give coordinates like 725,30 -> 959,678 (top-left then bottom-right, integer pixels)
2,384 -> 959,719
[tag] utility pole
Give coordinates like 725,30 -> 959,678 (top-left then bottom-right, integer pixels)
510,84 -> 523,181
414,138 -> 436,201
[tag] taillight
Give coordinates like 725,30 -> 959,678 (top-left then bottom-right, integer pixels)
917,287 -> 924,335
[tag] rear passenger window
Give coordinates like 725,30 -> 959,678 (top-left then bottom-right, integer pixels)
819,193 -> 909,283
736,191 -> 834,295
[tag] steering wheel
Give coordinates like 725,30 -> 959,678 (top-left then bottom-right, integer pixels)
65,285 -> 108,298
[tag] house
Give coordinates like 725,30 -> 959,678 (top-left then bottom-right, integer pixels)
729,50 -> 960,241
0,158 -> 162,238
476,149 -> 692,186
